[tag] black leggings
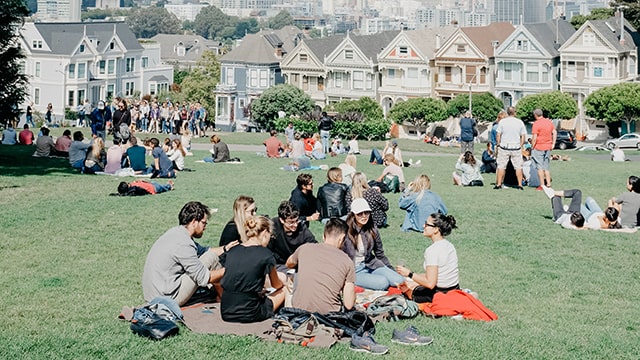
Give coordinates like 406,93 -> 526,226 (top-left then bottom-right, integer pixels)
412,284 -> 460,303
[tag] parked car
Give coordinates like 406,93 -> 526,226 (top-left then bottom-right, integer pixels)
555,130 -> 577,150
604,133 -> 640,149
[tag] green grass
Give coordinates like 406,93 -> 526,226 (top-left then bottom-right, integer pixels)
1,131 -> 639,359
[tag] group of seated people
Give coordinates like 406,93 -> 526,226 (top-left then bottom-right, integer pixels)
264,130 -> 360,161
541,175 -> 640,232
142,198 -> 462,324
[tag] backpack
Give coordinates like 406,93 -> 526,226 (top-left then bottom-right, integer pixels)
366,294 -> 419,321
269,307 -> 340,346
316,309 -> 376,337
130,297 -> 183,340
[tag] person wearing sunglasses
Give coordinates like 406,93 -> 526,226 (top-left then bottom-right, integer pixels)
219,195 -> 256,246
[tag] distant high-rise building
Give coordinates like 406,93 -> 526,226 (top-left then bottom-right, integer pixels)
37,0 -> 81,22
494,0 -> 545,25
94,0 -> 120,9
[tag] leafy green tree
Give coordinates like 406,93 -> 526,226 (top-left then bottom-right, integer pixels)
268,10 -> 294,29
585,82 -> 640,134
388,98 -> 448,129
610,1 -> 640,31
329,97 -> 383,120
234,18 -> 259,39
251,84 -> 314,129
126,7 -> 181,38
1,0 -> 29,124
515,91 -> 578,122
193,6 -> 235,40
447,92 -> 504,122
178,51 -> 221,113
173,69 -> 189,85
570,8 -> 614,29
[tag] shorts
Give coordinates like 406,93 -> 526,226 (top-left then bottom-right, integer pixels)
496,147 -> 523,170
531,149 -> 550,170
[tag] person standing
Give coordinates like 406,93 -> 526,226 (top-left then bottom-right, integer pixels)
26,102 -> 35,127
318,111 -> 333,154
459,110 -> 476,154
530,109 -> 557,189
90,101 -> 111,140
494,106 -> 526,190
284,121 -> 295,144
112,99 -> 131,144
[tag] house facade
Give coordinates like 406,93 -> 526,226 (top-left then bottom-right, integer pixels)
215,26 -> 305,131
433,22 -> 514,102
495,20 -> 575,107
149,34 -> 223,70
20,22 -> 173,120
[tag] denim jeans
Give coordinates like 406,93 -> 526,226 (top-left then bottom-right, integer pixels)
320,130 -> 330,153
580,196 -> 603,221
152,182 -> 173,194
369,148 -> 383,164
355,262 -> 405,290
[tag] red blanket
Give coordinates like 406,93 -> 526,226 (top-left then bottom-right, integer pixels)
419,290 -> 498,321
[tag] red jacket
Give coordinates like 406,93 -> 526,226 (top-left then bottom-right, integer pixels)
420,290 -> 498,321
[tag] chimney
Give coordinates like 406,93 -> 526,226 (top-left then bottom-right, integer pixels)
275,44 -> 283,58
435,34 -> 441,49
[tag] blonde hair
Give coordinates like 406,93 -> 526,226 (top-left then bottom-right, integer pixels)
344,154 -> 357,168
91,137 -> 104,158
350,172 -> 370,199
383,153 -> 398,165
327,167 -> 342,183
496,110 -> 507,121
312,133 -> 321,141
409,174 -> 432,202
244,215 -> 273,240
232,195 -> 255,242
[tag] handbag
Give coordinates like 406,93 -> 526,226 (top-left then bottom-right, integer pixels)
130,312 -> 179,340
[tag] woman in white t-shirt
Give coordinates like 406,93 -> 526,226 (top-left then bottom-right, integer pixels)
396,213 -> 460,303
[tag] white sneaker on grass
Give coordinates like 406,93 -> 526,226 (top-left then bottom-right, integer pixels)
541,185 -> 555,199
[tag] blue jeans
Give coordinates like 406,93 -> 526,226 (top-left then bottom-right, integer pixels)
320,130 -> 330,153
26,115 -> 35,127
152,182 -> 172,194
580,196 -> 602,221
369,148 -> 383,164
355,262 -> 405,290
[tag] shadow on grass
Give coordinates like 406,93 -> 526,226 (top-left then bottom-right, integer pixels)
0,145 -> 78,177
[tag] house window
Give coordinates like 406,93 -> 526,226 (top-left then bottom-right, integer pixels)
35,62 -> 41,77
542,64 -> 550,82
150,83 -> 156,95
526,62 -> 539,82
583,30 -> 596,47
366,74 -> 373,89
399,46 -> 408,55
107,84 -> 114,99
226,68 -> 234,85
68,64 -> 76,79
299,54 -> 308,62
110,41 -> 115,50
344,50 -> 353,60
353,71 -> 364,89
250,69 -> 258,87
291,73 -> 299,86
593,66 -> 603,77
517,40 -> 528,51
444,66 -> 451,82
77,90 -> 85,103
34,88 -> 40,105
388,69 -> 395,79
303,76 -> 309,90
335,72 -> 343,87
108,60 -> 115,74
77,63 -> 86,79
32,40 -> 43,48
566,61 -> 576,77
79,44 -> 85,53
68,90 -> 75,107
99,60 -> 106,75
125,58 -> 135,72
260,70 -> 268,87
465,65 -> 476,84
318,77 -> 324,91
456,44 -> 465,53
503,62 -> 512,80
142,57 -> 148,68
408,68 -> 418,79
125,81 -> 135,96
177,46 -> 185,56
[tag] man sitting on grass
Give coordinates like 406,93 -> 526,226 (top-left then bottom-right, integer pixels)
142,201 -> 237,306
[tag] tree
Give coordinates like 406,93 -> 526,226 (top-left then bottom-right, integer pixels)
268,10 -> 294,30
193,6 -> 234,40
126,7 -> 181,38
329,97 -> 383,120
388,98 -> 448,129
447,92 -> 504,123
570,8 -> 614,29
177,50 -> 221,114
0,0 -> 29,125
251,84 -> 314,129
585,82 -> 640,134
515,91 -> 578,122
611,1 -> 640,31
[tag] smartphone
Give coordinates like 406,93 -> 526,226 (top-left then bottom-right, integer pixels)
266,287 -> 276,295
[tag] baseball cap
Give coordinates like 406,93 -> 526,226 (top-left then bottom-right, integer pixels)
351,198 -> 371,214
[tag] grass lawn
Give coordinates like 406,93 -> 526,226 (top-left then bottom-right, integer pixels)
1,130 -> 639,359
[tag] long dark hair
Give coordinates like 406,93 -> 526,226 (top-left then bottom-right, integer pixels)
345,211 -> 376,248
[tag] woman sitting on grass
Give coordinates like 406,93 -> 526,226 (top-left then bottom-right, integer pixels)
220,216 -> 285,323
219,195 -> 256,246
341,198 -> 404,291
167,138 -> 186,171
453,151 -> 484,186
346,172 -> 389,228
396,213 -> 460,303
399,174 -> 448,232
83,137 -> 106,174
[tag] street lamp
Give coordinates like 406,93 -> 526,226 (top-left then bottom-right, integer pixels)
468,73 -> 477,113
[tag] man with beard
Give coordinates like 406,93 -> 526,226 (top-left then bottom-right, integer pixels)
269,201 -> 317,277
142,201 -> 237,305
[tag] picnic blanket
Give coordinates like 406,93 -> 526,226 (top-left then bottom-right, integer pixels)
181,303 -> 274,338
419,289 -> 498,321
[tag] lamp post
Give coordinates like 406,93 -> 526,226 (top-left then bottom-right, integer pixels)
468,72 -> 477,113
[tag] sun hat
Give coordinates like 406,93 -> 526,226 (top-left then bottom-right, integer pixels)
351,198 -> 371,214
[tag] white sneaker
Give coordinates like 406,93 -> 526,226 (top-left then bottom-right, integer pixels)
415,160 -> 422,166
541,185 -> 555,199
408,158 -> 414,165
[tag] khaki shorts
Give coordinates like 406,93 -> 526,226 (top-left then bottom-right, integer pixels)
497,148 -> 523,170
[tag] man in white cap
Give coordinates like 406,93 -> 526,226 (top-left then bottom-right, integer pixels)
90,101 -> 111,140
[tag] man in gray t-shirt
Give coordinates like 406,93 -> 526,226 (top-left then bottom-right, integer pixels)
609,176 -> 640,228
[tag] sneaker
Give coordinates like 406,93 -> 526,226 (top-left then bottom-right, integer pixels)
415,160 -> 421,166
391,325 -> 433,346
536,186 -> 543,191
493,185 -> 503,190
350,333 -> 389,355
517,186 -> 524,190
541,185 -> 555,199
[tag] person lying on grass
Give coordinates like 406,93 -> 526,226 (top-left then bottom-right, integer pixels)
114,180 -> 174,196
396,213 -> 460,303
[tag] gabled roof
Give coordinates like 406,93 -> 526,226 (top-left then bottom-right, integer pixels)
588,16 -> 640,52
221,26 -> 306,64
461,22 -> 514,57
394,27 -> 457,58
303,35 -> 345,61
29,22 -> 142,55
149,34 -> 220,62
350,30 -> 401,61
524,20 -> 575,56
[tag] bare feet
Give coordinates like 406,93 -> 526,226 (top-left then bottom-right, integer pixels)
168,180 -> 174,189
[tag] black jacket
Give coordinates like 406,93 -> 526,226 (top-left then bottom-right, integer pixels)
268,218 -> 317,265
316,182 -> 349,219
